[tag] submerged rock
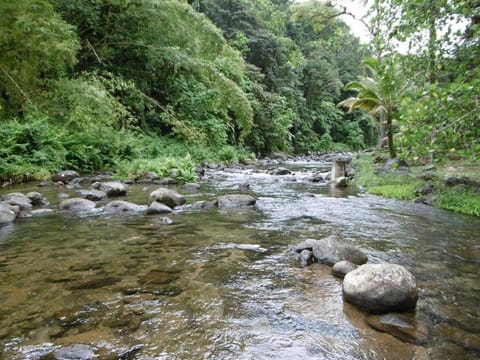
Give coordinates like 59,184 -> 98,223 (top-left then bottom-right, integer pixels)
30,209 -> 54,216
366,313 -> 429,345
217,194 -> 256,208
59,198 -> 97,212
54,344 -> 96,360
343,263 -> 418,314
103,200 -> 147,215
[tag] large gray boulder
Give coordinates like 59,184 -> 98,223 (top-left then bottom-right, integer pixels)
0,203 -> 16,226
59,198 -> 97,212
103,200 -> 146,215
312,235 -> 367,266
149,188 -> 186,208
343,263 -> 419,314
1,193 -> 33,213
217,194 -> 256,208
52,170 -> 80,183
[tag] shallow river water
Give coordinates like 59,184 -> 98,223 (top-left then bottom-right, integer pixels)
0,159 -> 479,359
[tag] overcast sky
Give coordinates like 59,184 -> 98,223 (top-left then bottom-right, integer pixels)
294,0 -> 372,43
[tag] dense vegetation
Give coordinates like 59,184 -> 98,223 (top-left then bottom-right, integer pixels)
0,0 -> 478,184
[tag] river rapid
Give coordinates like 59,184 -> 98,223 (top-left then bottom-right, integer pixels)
0,157 -> 479,359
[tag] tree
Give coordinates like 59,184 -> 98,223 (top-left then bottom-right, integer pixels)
0,0 -> 79,116
338,57 -> 406,159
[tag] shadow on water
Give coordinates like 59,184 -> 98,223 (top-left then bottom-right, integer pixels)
0,160 -> 479,359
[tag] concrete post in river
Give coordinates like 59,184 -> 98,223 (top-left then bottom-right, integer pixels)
331,156 -> 350,180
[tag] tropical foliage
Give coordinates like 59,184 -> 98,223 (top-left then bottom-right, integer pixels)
0,0 -> 477,184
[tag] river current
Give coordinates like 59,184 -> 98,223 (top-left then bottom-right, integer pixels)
0,158 -> 479,359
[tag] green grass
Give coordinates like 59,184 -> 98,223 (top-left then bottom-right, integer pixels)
352,152 -> 480,217
369,183 -> 420,200
435,188 -> 480,217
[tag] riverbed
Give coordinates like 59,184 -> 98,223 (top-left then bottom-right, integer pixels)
0,158 -> 479,359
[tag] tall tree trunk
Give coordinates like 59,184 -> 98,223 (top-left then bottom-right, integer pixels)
386,113 -> 396,159
378,112 -> 387,148
427,1 -> 438,84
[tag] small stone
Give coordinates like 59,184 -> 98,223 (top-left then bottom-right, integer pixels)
190,201 -> 215,210
146,202 -> 173,214
149,188 -> 186,208
183,183 -> 201,192
76,189 -> 107,201
332,260 -> 357,278
95,181 -> 128,197
103,201 -> 146,215
334,176 -> 348,188
59,198 -> 96,212
299,249 -> 314,267
217,194 -> 256,208
51,170 -> 80,183
270,167 -> 291,175
26,191 -> 49,206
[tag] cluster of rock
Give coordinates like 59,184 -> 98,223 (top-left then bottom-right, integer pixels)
0,170 -> 257,226
293,235 -> 419,315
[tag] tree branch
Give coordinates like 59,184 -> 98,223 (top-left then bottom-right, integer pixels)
0,65 -> 30,102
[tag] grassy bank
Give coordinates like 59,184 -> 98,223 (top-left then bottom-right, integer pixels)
352,153 -> 480,217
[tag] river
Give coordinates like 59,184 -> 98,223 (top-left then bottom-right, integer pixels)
0,158 -> 479,359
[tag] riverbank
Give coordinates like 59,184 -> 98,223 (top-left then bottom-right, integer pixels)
352,152 -> 480,217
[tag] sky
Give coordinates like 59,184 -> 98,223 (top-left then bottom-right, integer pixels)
294,0 -> 372,43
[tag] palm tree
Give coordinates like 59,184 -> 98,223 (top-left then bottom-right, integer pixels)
337,57 -> 404,159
